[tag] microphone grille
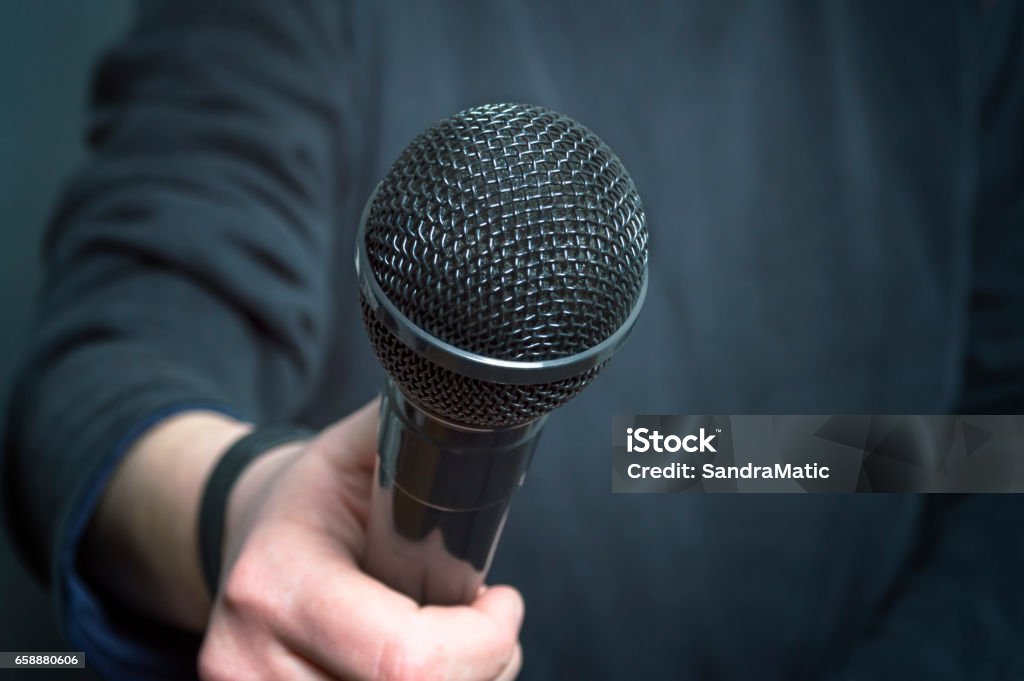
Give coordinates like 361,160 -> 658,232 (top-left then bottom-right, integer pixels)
361,103 -> 647,426
361,300 -> 603,426
364,103 -> 647,362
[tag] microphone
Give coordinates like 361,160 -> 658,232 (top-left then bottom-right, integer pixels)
355,103 -> 648,605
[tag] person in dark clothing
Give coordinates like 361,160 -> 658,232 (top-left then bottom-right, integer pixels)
3,1 -> 1023,679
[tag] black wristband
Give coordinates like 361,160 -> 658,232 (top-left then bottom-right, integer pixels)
198,425 -> 313,598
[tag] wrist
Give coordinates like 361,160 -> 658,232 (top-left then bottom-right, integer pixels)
220,438 -> 307,579
198,425 -> 316,602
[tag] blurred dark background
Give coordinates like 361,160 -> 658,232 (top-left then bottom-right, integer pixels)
1,2 -> 130,676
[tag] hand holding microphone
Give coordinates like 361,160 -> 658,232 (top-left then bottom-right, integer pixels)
200,103 -> 645,679
200,400 -> 525,681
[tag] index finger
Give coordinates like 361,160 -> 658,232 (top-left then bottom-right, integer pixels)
281,558 -> 523,681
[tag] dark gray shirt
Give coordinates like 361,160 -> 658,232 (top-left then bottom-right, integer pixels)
3,2 -> 1023,679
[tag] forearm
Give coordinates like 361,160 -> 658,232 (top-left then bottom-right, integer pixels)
80,412 -> 312,632
2,0 -> 346,584
80,412 -> 253,630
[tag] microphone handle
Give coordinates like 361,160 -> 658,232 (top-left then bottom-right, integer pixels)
361,378 -> 545,605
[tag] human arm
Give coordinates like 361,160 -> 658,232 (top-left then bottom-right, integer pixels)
81,401 -> 523,681
0,2 -> 522,678
79,411 -> 254,631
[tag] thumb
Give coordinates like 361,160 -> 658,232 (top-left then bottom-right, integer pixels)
316,396 -> 381,473
470,585 -> 526,637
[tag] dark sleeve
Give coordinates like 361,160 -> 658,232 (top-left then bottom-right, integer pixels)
828,5 -> 1024,680
1,0 -> 359,584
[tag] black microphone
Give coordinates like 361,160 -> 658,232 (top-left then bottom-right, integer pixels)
355,103 -> 648,605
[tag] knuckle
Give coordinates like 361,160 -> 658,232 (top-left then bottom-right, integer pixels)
220,551 -> 278,619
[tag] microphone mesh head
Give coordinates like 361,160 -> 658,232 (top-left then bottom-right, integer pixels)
362,103 -> 647,426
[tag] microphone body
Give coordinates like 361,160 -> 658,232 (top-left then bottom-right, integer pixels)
354,103 -> 647,605
363,378 -> 544,604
